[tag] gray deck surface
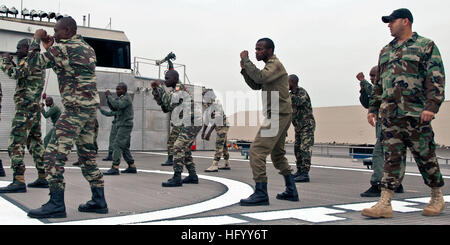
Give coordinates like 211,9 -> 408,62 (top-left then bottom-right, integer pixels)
0,150 -> 449,226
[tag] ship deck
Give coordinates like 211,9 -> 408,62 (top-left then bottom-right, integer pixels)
0,150 -> 449,226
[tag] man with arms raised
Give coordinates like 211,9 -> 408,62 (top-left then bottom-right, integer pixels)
239,38 -> 299,206
24,17 -> 108,218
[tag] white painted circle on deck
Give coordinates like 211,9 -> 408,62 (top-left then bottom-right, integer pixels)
1,168 -> 254,225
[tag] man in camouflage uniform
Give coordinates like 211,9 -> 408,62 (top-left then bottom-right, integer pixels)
151,70 -> 202,187
202,89 -> 231,172
104,82 -> 136,175
161,124 -> 182,166
0,39 -> 48,193
160,81 -> 182,167
239,38 -> 298,206
289,74 -> 315,183
24,17 -> 107,218
41,97 -> 61,149
99,104 -> 117,161
362,9 -> 446,218
357,67 -> 404,197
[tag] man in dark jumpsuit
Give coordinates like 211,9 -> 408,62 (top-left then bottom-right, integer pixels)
104,82 -> 136,175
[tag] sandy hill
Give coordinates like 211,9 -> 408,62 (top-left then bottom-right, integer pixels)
228,101 -> 450,147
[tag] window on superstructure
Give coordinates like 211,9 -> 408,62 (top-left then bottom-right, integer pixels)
84,37 -> 131,69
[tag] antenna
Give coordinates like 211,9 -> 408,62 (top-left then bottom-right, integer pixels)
106,17 -> 112,29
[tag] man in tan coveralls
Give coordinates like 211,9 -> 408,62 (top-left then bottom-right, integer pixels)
239,38 -> 299,206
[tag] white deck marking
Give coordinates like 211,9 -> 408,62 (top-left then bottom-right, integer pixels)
406,196 -> 450,204
242,207 -> 347,223
142,216 -> 248,225
56,169 -> 254,225
0,181 -> 10,188
152,195 -> 450,225
0,181 -> 44,225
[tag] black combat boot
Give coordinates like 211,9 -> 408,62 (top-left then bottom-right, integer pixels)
360,184 -> 381,197
121,164 -> 137,174
276,174 -> 299,201
182,164 -> 199,184
78,187 -> 108,214
182,175 -> 198,184
294,171 -> 310,183
27,177 -> 49,188
395,184 -> 404,193
0,159 -> 5,177
161,155 -> 174,166
0,180 -> 26,193
162,172 -> 183,187
103,152 -> 113,161
240,182 -> 269,206
104,167 -> 120,175
28,189 -> 67,219
292,169 -> 302,178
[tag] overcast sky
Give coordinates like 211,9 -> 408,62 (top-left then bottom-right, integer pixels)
3,0 -> 450,115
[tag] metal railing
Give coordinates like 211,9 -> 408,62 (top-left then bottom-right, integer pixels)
133,57 -> 190,84
227,141 -> 450,165
311,144 -> 450,165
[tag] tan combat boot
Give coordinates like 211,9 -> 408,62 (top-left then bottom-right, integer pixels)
218,160 -> 231,170
361,188 -> 394,218
422,187 -> 445,216
205,160 -> 219,172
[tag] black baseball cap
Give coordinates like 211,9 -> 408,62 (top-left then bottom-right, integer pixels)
382,8 -> 413,23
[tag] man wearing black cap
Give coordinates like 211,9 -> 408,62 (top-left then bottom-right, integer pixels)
362,8 -> 446,218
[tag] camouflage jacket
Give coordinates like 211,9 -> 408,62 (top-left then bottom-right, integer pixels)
25,35 -> 100,109
290,86 -> 315,128
241,55 -> 292,118
0,57 -> 45,108
41,104 -> 61,125
152,82 -> 202,127
100,108 -> 118,124
369,32 -> 445,118
106,93 -> 133,127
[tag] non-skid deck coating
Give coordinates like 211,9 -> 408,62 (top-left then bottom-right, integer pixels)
0,150 -> 449,225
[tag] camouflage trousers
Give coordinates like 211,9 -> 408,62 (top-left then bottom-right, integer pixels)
214,126 -> 230,161
167,125 -> 182,156
294,122 -> 315,173
381,116 -> 444,190
112,125 -> 134,167
250,114 -> 293,183
173,126 -> 202,174
45,106 -> 104,191
8,104 -> 45,180
75,119 -> 99,160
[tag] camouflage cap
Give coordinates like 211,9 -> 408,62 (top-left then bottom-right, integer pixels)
382,8 -> 413,23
